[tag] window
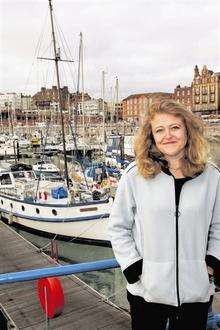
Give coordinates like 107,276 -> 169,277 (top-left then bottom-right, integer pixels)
202,87 -> 207,95
0,174 -> 12,185
210,95 -> 215,102
52,209 -> 57,216
202,95 -> 208,103
210,85 -> 215,94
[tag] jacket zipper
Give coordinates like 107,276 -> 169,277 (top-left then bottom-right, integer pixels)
175,203 -> 180,307
174,179 -> 189,307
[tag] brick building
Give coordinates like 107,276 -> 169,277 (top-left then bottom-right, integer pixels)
70,92 -> 91,110
32,86 -> 69,110
122,92 -> 173,123
173,85 -> 192,111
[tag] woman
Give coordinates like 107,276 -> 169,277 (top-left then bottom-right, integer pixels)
108,99 -> 220,330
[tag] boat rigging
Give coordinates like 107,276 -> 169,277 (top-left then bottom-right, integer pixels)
37,0 -> 74,190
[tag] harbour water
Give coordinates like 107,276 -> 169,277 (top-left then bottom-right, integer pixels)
7,139 -> 220,313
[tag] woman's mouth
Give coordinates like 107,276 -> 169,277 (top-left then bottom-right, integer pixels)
162,141 -> 177,145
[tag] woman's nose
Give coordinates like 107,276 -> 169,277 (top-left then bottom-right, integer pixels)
164,129 -> 172,139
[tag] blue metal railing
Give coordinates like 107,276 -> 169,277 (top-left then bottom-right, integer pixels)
0,259 -> 120,284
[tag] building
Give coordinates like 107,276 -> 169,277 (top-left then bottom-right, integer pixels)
122,92 -> 173,124
69,92 -> 91,109
192,65 -> 220,115
32,86 -> 70,110
0,92 -> 22,110
76,98 -> 107,116
114,102 -> 123,122
21,94 -> 32,111
173,85 -> 192,111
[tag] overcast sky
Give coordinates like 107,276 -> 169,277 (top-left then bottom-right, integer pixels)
0,0 -> 220,100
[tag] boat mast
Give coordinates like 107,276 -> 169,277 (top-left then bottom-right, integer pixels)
115,76 -> 119,125
101,70 -> 107,144
48,0 -> 70,189
80,32 -> 86,157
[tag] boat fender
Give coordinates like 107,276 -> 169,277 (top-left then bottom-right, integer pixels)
108,177 -> 117,187
39,191 -> 48,201
43,191 -> 48,201
37,277 -> 64,318
8,212 -> 13,225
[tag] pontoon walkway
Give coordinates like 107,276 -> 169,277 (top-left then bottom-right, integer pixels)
0,221 -> 130,329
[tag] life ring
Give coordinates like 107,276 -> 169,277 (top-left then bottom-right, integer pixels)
37,277 -> 64,319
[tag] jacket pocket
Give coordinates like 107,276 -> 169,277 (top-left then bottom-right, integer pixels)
141,260 -> 176,303
179,260 -> 212,302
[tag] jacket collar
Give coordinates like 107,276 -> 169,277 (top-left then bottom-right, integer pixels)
161,165 -> 203,180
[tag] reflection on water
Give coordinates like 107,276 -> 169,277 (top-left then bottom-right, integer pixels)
11,139 -> 220,311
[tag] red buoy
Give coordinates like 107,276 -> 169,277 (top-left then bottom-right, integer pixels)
37,277 -> 64,318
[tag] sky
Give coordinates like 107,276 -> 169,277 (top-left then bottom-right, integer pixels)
0,0 -> 220,100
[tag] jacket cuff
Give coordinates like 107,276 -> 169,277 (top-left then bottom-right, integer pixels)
123,259 -> 143,284
206,255 -> 220,287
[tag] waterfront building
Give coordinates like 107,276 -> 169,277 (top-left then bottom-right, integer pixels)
75,98 -> 107,125
76,98 -> 104,116
173,65 -> 220,116
70,92 -> 91,109
20,94 -> 32,111
114,102 -> 123,122
192,65 -> 220,115
122,92 -> 173,124
32,86 -> 70,110
173,85 -> 192,111
0,92 -> 22,110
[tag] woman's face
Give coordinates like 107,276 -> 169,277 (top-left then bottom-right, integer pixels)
151,113 -> 187,160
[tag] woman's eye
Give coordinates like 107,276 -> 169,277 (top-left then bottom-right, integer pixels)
171,126 -> 180,130
155,128 -> 163,133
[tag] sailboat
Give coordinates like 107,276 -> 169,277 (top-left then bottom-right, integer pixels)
0,0 -> 112,246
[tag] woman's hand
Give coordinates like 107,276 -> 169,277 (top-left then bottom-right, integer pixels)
207,266 -> 214,276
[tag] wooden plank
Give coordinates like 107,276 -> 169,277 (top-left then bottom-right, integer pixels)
0,221 -> 131,329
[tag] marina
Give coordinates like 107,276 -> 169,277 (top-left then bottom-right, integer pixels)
0,0 -> 220,328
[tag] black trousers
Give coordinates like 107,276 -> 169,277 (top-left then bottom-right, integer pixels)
127,291 -> 212,330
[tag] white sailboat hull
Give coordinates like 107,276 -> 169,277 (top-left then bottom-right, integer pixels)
0,194 -> 112,244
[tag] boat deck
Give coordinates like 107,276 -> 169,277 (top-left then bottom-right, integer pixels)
0,221 -> 130,329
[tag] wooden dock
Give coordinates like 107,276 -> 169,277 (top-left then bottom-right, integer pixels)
0,221 -> 131,329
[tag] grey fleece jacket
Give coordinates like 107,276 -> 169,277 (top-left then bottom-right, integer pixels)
108,162 -> 220,306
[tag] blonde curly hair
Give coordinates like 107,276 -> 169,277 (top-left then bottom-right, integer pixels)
134,98 -> 209,178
